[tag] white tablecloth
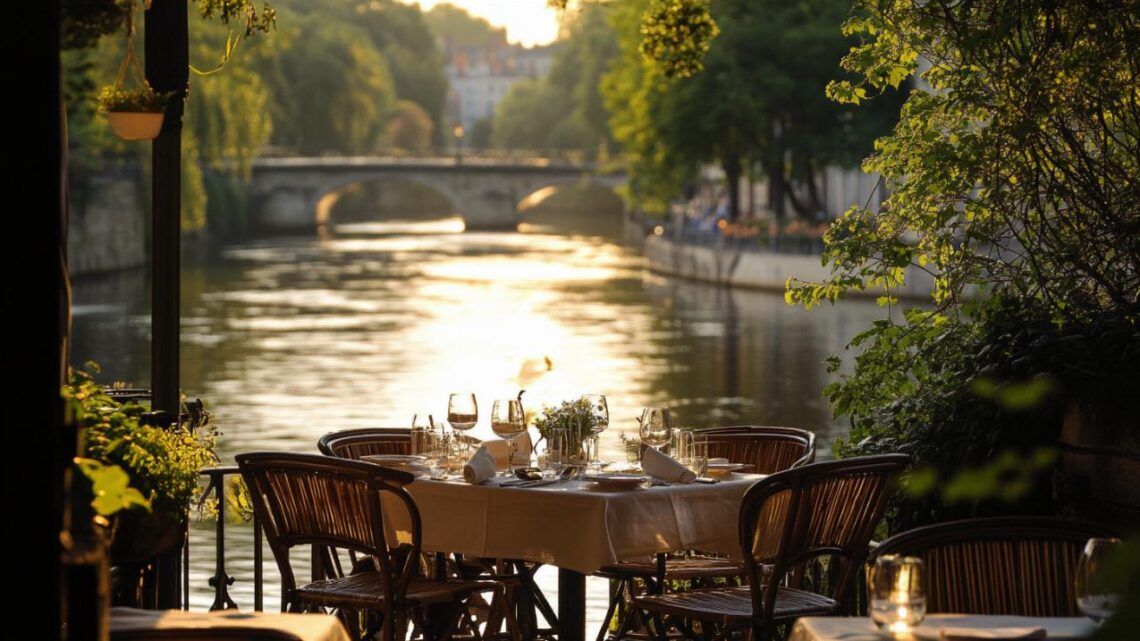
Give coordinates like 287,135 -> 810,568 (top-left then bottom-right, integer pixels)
394,474 -> 762,574
110,607 -> 352,641
789,615 -> 1096,641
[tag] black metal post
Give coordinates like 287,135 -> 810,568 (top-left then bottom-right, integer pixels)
146,0 -> 189,610
558,569 -> 586,641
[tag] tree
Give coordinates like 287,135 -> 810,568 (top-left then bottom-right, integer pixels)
348,0 -> 449,140
789,0 -> 1140,316
382,100 -> 434,152
785,0 -> 1140,536
254,14 -> 396,154
603,0 -> 902,219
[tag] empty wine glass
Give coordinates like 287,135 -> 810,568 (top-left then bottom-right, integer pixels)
447,393 -> 478,455
638,406 -> 672,450
1076,537 -> 1123,624
581,394 -> 609,471
491,398 -> 526,475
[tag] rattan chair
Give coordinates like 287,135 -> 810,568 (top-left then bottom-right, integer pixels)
318,429 -> 539,641
697,426 -> 816,473
317,428 -> 412,459
595,427 -> 816,641
632,454 -> 909,641
236,452 -> 501,641
869,516 -> 1119,617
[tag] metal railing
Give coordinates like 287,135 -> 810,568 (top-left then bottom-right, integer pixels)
188,466 -> 265,612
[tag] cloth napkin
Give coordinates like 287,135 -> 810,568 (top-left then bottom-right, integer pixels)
642,446 -> 697,483
482,431 -> 533,468
463,446 -> 497,484
940,628 -> 1046,640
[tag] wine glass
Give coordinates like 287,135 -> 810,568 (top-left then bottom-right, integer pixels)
447,393 -> 478,456
491,398 -> 526,475
581,394 -> 609,471
638,406 -> 672,450
1076,537 -> 1123,623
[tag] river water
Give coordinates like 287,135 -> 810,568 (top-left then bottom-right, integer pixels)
70,214 -> 884,628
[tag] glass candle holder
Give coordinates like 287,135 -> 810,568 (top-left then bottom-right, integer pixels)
868,555 -> 926,636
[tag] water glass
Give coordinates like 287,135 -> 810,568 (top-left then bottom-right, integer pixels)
1076,537 -> 1123,623
540,428 -> 570,477
868,555 -> 926,636
671,428 -> 693,460
688,435 -> 708,478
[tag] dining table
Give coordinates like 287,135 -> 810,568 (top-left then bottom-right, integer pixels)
788,614 -> 1097,641
389,472 -> 765,641
110,606 -> 352,641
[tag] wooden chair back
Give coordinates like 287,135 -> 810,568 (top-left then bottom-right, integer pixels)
870,517 -> 1118,616
697,426 -> 815,474
236,452 -> 421,613
741,454 -> 910,619
317,428 -> 412,459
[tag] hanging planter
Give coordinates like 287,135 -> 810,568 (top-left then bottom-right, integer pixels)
99,86 -> 173,140
98,0 -> 175,141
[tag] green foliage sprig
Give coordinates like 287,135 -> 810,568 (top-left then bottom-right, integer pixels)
639,0 -> 719,78
97,84 -> 175,113
66,364 -> 219,522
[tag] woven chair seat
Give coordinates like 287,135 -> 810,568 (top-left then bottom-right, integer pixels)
297,573 -> 500,609
595,556 -> 746,581
632,585 -> 836,626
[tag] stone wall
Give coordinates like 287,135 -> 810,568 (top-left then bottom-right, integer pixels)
641,229 -> 936,300
67,157 -> 148,276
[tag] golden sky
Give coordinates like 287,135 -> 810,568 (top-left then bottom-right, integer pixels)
406,0 -> 562,47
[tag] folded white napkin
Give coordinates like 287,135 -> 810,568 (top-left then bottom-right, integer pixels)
642,446 -> 697,483
482,431 -> 533,468
941,628 -> 1046,640
463,446 -> 497,484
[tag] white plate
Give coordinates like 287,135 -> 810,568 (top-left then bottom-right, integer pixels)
706,462 -> 749,477
581,474 -> 648,491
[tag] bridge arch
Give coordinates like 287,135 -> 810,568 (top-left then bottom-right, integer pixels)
249,157 -> 626,233
312,174 -> 464,228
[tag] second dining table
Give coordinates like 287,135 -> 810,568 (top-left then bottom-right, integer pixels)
396,472 -> 764,641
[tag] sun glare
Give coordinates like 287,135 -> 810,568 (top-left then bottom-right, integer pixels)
406,0 -> 562,47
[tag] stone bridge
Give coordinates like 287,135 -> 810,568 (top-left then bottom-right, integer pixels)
249,156 -> 627,232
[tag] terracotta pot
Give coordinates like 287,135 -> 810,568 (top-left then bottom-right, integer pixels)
109,510 -> 184,565
107,111 -> 164,141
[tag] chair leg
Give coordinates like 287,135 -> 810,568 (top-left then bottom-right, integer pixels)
595,577 -> 626,641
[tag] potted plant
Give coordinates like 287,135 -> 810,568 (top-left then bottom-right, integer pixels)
66,363 -> 218,565
98,83 -> 173,141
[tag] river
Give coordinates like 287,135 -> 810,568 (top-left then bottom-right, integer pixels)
70,213 -> 885,628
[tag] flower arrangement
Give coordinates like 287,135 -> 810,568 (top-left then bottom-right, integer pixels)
531,398 -> 601,461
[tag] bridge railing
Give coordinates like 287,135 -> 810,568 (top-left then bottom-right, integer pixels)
258,145 -> 598,165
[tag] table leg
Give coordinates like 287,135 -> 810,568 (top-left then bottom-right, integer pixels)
558,568 -> 586,641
